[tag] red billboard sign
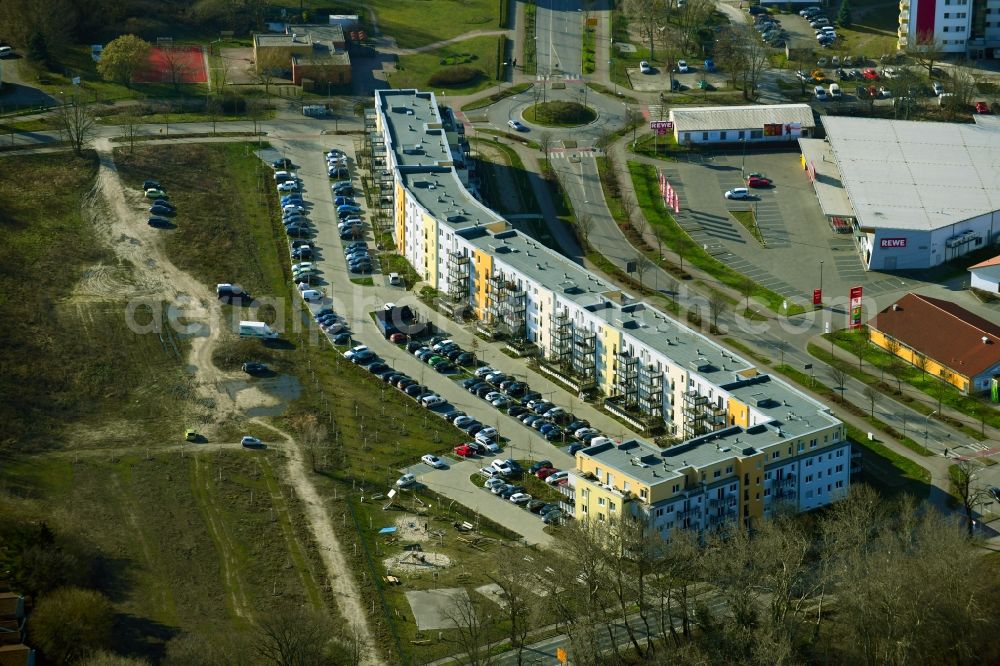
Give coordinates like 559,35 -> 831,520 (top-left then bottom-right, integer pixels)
849,286 -> 863,329
813,289 -> 822,305
879,237 -> 907,248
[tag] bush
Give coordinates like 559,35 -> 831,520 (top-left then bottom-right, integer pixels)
428,66 -> 483,87
30,587 -> 114,664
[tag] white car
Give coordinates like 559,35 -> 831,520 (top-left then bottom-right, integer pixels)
291,262 -> 314,272
272,170 -> 296,182
277,181 -> 299,192
485,391 -> 503,402
639,60 -> 652,74
814,85 -> 828,101
421,394 -> 445,408
485,476 -> 505,489
301,289 -> 323,302
483,440 -> 502,453
454,415 -> 474,428
575,427 -> 599,439
933,82 -> 945,96
677,60 -> 689,73
544,407 -> 566,419
546,471 -> 570,485
421,454 -> 446,469
725,187 -> 750,200
509,493 -> 532,504
477,427 -> 499,442
241,435 -> 263,448
474,366 -> 497,378
507,119 -> 526,131
396,473 -> 417,488
491,459 -> 514,475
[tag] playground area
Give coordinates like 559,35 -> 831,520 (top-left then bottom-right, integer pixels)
133,45 -> 208,84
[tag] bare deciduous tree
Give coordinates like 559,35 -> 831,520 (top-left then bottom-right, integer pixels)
162,47 -> 193,91
626,0 -> 669,60
55,94 -> 97,155
911,31 -> 944,77
576,213 -> 595,247
951,459 -> 986,538
828,362 -> 848,396
708,290 -> 727,332
119,104 -> 141,154
863,385 -> 878,417
442,593 -> 498,666
538,131 -> 553,162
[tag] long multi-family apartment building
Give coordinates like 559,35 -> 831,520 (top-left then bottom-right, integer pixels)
371,89 -> 850,534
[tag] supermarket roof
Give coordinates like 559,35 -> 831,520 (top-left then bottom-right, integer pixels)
668,103 -> 815,132
823,115 -> 1000,232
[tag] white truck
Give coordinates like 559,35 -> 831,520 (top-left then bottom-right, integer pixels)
239,321 -> 279,339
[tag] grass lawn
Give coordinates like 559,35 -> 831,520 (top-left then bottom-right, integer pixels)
358,0 -> 500,49
0,451 -> 330,658
0,151 -> 197,451
730,209 -> 765,246
388,36 -> 502,95
524,101 -> 596,127
629,161 -> 806,316
460,82 -> 532,111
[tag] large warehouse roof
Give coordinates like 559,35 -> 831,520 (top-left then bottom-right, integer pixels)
668,104 -> 815,132
823,116 -> 1000,232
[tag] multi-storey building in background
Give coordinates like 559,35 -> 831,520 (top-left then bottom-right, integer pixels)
371,89 -> 851,535
898,0 -> 1000,57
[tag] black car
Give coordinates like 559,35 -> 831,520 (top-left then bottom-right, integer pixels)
384,372 -> 403,384
332,332 -> 352,345
507,405 -> 527,418
455,352 -> 474,366
460,377 -> 479,388
474,385 -> 493,398
147,216 -> 171,228
241,362 -> 268,375
467,423 -> 485,437
142,179 -> 161,191
349,264 -> 373,274
521,391 -> 542,404
406,340 -> 424,353
146,205 -> 174,218
435,362 -> 455,373
468,381 -> 488,394
397,377 -> 416,390
404,384 -> 424,397
291,239 -> 314,249
272,158 -> 293,169
367,362 -> 389,375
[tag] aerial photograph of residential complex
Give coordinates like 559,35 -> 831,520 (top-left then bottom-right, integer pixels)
1,0 -> 999,664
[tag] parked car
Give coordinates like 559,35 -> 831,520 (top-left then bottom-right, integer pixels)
639,60 -> 652,74
975,101 -> 990,114
147,216 -> 171,228
747,176 -> 772,188
421,453 -> 446,469
546,471 -> 570,485
396,473 -> 417,487
241,435 -> 264,448
509,493 -> 532,504
454,444 -> 475,457
725,187 -> 751,200
241,362 -> 268,375
677,60 -> 689,73
529,460 -> 552,474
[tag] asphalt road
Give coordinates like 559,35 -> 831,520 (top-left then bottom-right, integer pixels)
535,0 -> 584,80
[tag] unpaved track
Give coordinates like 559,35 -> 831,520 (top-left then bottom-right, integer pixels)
88,139 -> 381,663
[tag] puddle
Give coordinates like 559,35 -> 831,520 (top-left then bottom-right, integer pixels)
244,373 -> 302,417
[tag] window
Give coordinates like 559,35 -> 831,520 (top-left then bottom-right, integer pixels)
598,513 -> 605,522
720,131 -> 727,140
805,474 -> 813,483
598,497 -> 605,507
609,501 -> 616,513
655,508 -> 663,517
772,451 -> 780,459
836,464 -> 844,473
725,466 -> 733,474
750,130 -> 762,139
836,480 -> 845,489
713,470 -> 721,478
806,459 -> 813,467
702,132 -> 709,140
640,488 -> 648,500
738,130 -> 745,139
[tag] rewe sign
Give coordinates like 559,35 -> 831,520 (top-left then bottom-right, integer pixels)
879,237 -> 907,248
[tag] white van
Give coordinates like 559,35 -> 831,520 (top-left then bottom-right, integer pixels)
239,321 -> 278,339
389,272 -> 401,286
0,46 -> 13,58
938,92 -> 955,106
829,83 -> 842,99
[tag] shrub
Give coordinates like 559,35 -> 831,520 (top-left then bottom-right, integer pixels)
428,66 -> 483,87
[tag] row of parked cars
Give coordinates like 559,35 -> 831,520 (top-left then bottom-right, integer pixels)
402,336 -> 476,375
326,150 -> 374,274
459,364 -> 612,451
143,180 -> 177,228
479,459 -> 565,524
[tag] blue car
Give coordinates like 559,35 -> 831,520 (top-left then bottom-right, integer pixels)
703,58 -> 715,72
337,204 -> 363,214
334,196 -> 356,206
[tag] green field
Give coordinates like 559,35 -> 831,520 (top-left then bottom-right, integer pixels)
363,0 -> 500,49
388,36 -> 503,95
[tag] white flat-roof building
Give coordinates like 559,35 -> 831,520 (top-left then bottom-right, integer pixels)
800,115 -> 1000,271
970,254 -> 1000,292
372,90 -> 848,535
669,104 -> 815,145
897,0 -> 1000,58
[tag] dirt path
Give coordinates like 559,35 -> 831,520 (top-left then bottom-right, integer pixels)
377,29 -> 512,55
88,140 -> 382,663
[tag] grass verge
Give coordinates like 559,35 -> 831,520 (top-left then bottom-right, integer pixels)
819,330 -> 999,435
460,82 -> 533,111
730,209 -> 765,246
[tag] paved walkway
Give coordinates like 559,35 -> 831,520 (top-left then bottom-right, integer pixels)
375,29 -> 514,56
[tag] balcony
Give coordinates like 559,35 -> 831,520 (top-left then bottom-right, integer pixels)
899,10 -> 909,23
899,0 -> 909,9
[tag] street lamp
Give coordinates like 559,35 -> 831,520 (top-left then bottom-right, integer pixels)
924,410 -> 937,447
497,61 -> 508,97
740,138 -> 747,177
819,260 -> 824,304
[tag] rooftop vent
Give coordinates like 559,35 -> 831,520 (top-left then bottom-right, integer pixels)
984,336 -> 990,344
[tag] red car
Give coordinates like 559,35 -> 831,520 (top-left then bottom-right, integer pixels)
389,332 -> 408,343
862,68 -> 878,80
975,101 -> 990,114
537,467 -> 557,480
746,176 -> 772,188
454,444 -> 474,457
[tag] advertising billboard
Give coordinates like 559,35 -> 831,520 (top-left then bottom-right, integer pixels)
849,286 -> 863,329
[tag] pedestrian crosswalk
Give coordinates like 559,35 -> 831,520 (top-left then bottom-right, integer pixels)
643,104 -> 669,121
536,74 -> 581,82
546,148 -> 603,160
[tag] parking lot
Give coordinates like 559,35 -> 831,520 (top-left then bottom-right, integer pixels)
652,148 -> 920,303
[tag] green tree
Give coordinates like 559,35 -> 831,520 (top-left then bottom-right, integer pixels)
837,0 -> 853,28
96,34 -> 152,87
26,31 -> 49,64
77,651 -> 151,666
30,587 -> 114,664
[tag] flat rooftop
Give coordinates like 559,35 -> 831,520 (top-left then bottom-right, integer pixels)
669,103 -> 815,132
798,138 -> 856,219
823,115 -> 1000,232
377,90 -> 839,451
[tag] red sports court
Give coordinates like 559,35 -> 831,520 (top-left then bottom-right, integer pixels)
132,45 -> 208,84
